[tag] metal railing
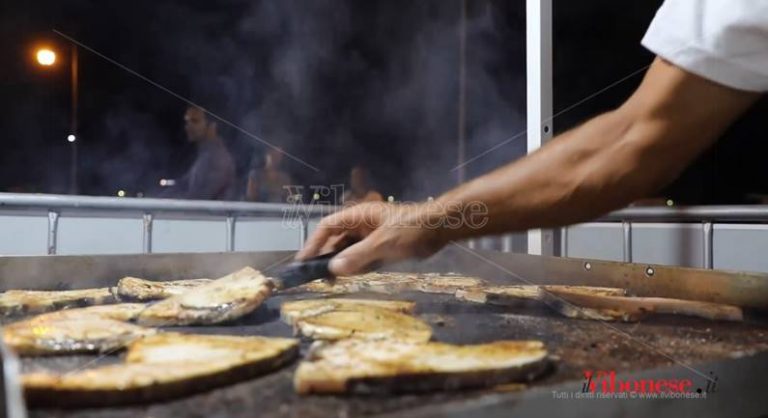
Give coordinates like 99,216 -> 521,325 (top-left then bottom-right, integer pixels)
601,206 -> 768,223
3,193 -> 768,268
566,206 -> 768,268
0,193 -> 333,215
0,193 -> 335,255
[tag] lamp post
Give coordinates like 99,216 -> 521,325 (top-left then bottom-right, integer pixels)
69,45 -> 79,195
35,44 -> 79,195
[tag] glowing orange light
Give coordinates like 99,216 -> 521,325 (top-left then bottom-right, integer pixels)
36,48 -> 57,66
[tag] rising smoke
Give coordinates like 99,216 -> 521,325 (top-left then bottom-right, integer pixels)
5,0 -> 528,201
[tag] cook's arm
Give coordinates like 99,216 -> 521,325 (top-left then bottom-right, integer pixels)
301,58 -> 760,275
430,57 -> 759,241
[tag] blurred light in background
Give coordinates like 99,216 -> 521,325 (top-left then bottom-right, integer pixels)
36,48 -> 56,66
67,134 -> 76,143
117,190 -> 126,197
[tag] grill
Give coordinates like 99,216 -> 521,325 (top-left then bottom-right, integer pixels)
2,247 -> 768,418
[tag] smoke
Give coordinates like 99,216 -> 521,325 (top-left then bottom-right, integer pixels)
146,0 -> 526,202
81,102 -> 176,196
235,0 -> 355,182
358,1 -> 527,201
246,0 -> 527,202
3,0 -> 528,200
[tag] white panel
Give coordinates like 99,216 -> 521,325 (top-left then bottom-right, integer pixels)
713,224 -> 768,273
58,216 -> 143,255
632,223 -> 703,268
234,218 -> 301,251
566,223 -> 623,261
152,218 -> 226,253
526,0 -> 554,256
0,213 -> 48,256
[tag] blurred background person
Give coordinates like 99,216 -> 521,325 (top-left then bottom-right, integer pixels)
245,148 -> 293,203
341,165 -> 383,205
162,105 -> 235,200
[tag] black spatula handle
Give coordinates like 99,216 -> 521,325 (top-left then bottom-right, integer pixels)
272,252 -> 338,290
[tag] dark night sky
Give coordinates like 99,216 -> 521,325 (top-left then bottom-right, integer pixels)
1,1 -> 766,203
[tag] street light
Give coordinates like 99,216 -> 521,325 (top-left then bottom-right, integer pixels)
34,44 -> 79,195
36,48 -> 56,66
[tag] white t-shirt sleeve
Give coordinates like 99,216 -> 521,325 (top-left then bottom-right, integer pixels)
642,0 -> 768,92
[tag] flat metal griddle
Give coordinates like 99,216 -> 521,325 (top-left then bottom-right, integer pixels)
1,248 -> 767,418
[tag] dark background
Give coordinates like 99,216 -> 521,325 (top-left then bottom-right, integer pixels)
1,0 -> 765,203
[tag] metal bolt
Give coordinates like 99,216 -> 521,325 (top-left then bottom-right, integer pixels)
645,266 -> 655,277
584,262 -> 592,271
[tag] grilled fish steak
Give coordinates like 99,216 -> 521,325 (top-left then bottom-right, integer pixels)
136,267 -> 273,326
124,333 -> 298,364
295,272 -> 418,294
455,285 -> 627,304
543,289 -> 744,322
455,285 -> 632,320
294,272 -> 486,295
114,277 -> 213,301
3,316 -> 156,356
23,333 -> 299,407
281,298 -> 416,325
292,306 -> 432,343
0,288 -> 117,316
113,271 -> 486,299
418,273 -> 489,294
27,303 -> 147,322
457,284 -> 741,322
455,285 -> 539,304
294,339 -> 549,394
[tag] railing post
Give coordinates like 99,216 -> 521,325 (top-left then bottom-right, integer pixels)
226,215 -> 236,252
47,210 -> 59,255
560,227 -> 569,258
622,221 -> 633,263
299,216 -> 309,249
142,213 -> 153,254
703,221 -> 714,269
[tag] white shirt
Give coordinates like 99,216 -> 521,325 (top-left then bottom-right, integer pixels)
642,0 -> 768,92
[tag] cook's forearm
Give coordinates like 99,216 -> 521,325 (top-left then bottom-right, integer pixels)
420,58 -> 761,245
431,108 -> 681,240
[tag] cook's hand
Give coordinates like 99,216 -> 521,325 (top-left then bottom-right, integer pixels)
295,202 -> 448,276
